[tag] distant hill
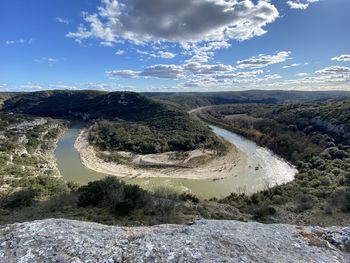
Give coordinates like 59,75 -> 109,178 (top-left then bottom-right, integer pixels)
2,90 -> 222,154
143,90 -> 350,110
3,90 -> 350,113
4,90 -> 179,120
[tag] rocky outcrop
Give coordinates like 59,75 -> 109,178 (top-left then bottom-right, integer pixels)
312,116 -> 350,143
0,219 -> 349,263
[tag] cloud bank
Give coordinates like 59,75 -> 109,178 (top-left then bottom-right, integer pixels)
68,0 -> 279,46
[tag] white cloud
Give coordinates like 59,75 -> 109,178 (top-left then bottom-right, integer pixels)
232,70 -> 264,78
68,0 -> 279,46
158,51 -> 176,59
34,57 -> 59,64
0,84 -> 7,90
331,54 -> 350,62
179,69 -> 280,88
237,51 -> 291,69
5,38 -> 33,45
140,64 -> 184,79
184,62 -> 235,75
106,60 -> 237,80
272,66 -> 350,88
100,41 -> 114,47
136,49 -> 154,57
18,84 -> 45,91
182,40 -> 231,64
115,49 -> 125,55
286,0 -> 319,10
264,74 -> 282,80
107,64 -> 184,79
270,66 -> 350,90
315,66 -> 350,75
185,54 -> 211,64
135,49 -> 175,59
181,80 -> 202,88
296,73 -> 308,77
106,70 -> 140,78
282,63 -> 300,69
176,63 -> 350,90
56,17 -> 70,25
81,82 -> 136,91
287,75 -> 348,84
3,82 -> 140,92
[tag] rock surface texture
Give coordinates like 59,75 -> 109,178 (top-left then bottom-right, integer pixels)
0,219 -> 349,263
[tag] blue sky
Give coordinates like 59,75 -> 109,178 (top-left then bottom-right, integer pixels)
1,0 -> 349,92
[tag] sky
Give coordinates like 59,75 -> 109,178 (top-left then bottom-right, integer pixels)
1,0 -> 350,92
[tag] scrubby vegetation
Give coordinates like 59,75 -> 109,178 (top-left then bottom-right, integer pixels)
77,177 -> 147,216
0,176 -> 244,225
0,112 -> 65,193
197,100 -> 350,225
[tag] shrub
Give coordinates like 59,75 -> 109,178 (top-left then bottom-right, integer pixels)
152,186 -> 179,200
325,147 -> 350,159
20,176 -> 70,199
151,187 -> 179,223
3,189 -> 37,209
180,193 -> 199,203
294,194 -> 316,212
252,205 -> 276,220
342,189 -> 350,212
66,181 -> 80,191
42,192 -> 78,212
78,177 -> 147,215
78,180 -> 107,207
110,184 -> 147,216
271,194 -> 287,205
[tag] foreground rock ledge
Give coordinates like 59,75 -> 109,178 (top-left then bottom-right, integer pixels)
0,219 -> 349,263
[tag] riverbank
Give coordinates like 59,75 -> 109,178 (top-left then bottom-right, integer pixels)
74,128 -> 247,180
45,123 -> 68,178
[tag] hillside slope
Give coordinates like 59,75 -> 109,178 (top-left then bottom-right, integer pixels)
0,219 -> 349,262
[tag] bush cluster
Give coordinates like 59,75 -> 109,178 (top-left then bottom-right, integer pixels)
78,177 -> 147,216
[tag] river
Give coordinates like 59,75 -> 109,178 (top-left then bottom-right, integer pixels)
55,123 -> 297,199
